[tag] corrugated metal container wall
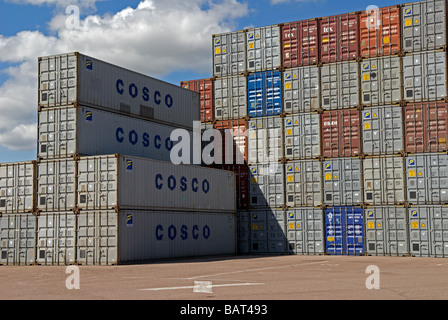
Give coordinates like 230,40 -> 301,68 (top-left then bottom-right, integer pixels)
246,25 -> 281,73
319,12 -> 360,63
247,71 -> 282,117
283,66 -> 320,113
214,120 -> 248,165
363,156 -> 405,205
365,206 -> 409,256
215,165 -> 249,209
321,109 -> 361,158
362,106 -> 404,155
323,158 -> 363,206
360,55 -> 402,106
248,116 -> 283,164
321,61 -> 359,110
0,161 -> 36,214
285,160 -> 322,207
286,208 -> 324,255
409,206 -> 448,257
402,0 -> 447,53
38,52 -> 200,129
359,5 -> 401,58
249,209 -> 286,254
284,113 -> 320,160
325,207 -> 364,255
213,31 -> 246,77
37,105 -> 190,161
403,50 -> 447,102
237,211 -> 250,254
249,163 -> 284,208
77,155 -> 236,212
0,213 -> 36,265
405,153 -> 448,204
180,78 -> 214,123
404,101 -> 448,153
214,75 -> 247,121
281,19 -> 319,68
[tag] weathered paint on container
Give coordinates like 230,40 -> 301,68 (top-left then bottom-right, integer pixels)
321,61 -> 359,110
402,0 -> 447,53
37,105 -> 190,161
38,52 -> 199,129
249,163 -> 284,209
0,161 -> 36,214
248,116 -> 283,164
404,101 -> 448,153
247,71 -> 282,117
284,113 -> 321,160
246,25 -> 281,72
285,160 -> 322,207
363,156 -> 405,205
0,213 -> 36,265
214,75 -> 247,121
283,66 -> 320,113
319,12 -> 360,63
249,208 -> 286,254
213,31 -> 246,77
281,19 -> 319,68
405,153 -> 448,204
409,206 -> 448,257
359,5 -> 401,58
321,109 -> 361,158
286,208 -> 324,255
362,105 -> 404,155
403,50 -> 447,102
365,206 -> 409,256
180,78 -> 214,123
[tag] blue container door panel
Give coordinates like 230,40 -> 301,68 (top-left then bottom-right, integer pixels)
248,74 -> 264,117
248,71 -> 282,117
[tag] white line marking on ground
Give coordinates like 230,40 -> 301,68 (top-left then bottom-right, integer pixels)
139,283 -> 265,291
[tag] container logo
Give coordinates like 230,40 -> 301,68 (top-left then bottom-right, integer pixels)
405,8 -> 412,16
115,79 -> 174,108
285,73 -> 291,80
287,165 -> 293,172
411,210 -> 418,218
325,163 -> 332,170
408,159 -> 416,166
286,119 -> 292,126
155,174 -> 210,194
155,224 -> 210,241
248,33 -> 254,40
288,212 -> 294,219
364,112 -> 371,119
85,111 -> 93,121
85,59 -> 93,70
126,214 -> 133,227
363,63 -> 370,71
126,160 -> 133,171
215,38 -> 221,45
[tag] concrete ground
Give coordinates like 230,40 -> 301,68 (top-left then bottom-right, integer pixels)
1,255 -> 447,301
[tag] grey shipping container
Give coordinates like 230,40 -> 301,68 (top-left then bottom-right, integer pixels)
409,206 -> 448,257
283,66 -> 320,113
248,116 -> 283,164
214,75 -> 247,120
361,105 -> 404,155
286,208 -> 324,255
363,156 -> 405,205
0,161 -> 36,214
323,157 -> 362,206
402,0 -> 447,53
37,105 -> 192,161
38,52 -> 199,129
213,31 -> 246,77
321,61 -> 359,110
285,160 -> 322,207
249,163 -> 284,208
360,56 -> 402,106
77,155 -> 236,212
249,209 -> 286,254
284,113 -> 321,160
365,206 -> 409,256
246,25 -> 281,73
0,213 -> 36,265
406,153 -> 448,204
237,211 -> 250,254
403,50 -> 447,102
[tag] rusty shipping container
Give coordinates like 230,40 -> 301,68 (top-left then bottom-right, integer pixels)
359,5 -> 401,58
213,120 -> 248,165
180,79 -> 214,123
321,109 -> 361,158
319,12 -> 360,64
215,165 -> 249,209
281,19 -> 319,68
404,101 -> 448,153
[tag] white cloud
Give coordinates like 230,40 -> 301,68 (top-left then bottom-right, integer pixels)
0,0 -> 249,151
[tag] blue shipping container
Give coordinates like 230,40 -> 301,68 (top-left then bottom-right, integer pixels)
248,71 -> 282,117
325,207 -> 364,255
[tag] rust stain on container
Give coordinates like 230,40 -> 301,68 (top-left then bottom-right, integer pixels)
180,78 -> 214,123
404,101 -> 448,153
214,120 -> 248,165
282,19 -> 319,68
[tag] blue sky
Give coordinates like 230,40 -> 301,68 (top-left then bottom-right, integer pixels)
0,0 -> 412,163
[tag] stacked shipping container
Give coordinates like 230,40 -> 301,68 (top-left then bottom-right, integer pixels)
182,0 -> 448,258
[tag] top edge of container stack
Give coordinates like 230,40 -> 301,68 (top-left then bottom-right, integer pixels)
38,52 -> 200,130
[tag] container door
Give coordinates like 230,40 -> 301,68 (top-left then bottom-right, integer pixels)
409,207 -> 430,257
406,155 -> 427,204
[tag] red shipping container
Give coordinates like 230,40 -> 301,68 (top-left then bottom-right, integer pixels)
215,164 -> 249,209
404,101 -> 448,153
319,12 -> 360,63
180,78 -> 214,123
281,19 -> 319,68
214,120 -> 248,165
321,109 -> 361,158
359,5 -> 401,58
